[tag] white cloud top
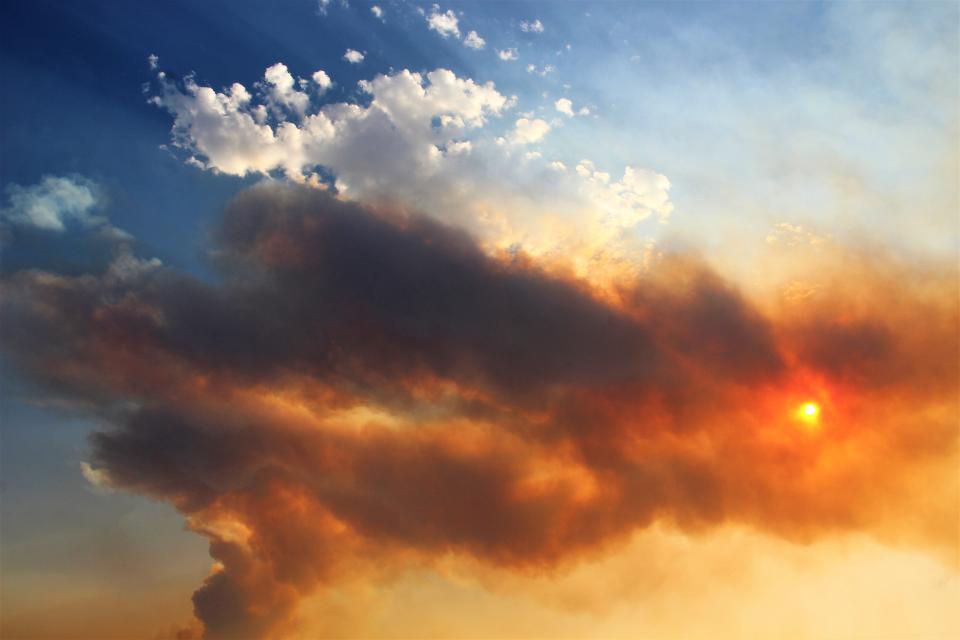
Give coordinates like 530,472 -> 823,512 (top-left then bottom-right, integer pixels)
464,30 -> 485,50
508,118 -> 550,145
311,70 -> 332,91
343,49 -> 364,64
2,175 -> 102,231
262,63 -> 310,115
497,48 -> 518,61
427,5 -> 460,38
151,63 -> 672,279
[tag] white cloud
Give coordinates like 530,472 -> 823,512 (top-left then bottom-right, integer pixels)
1,175 -> 105,232
464,30 -> 485,50
343,49 -> 365,64
262,63 -> 310,116
148,53 -> 159,70
575,160 -> 674,225
427,5 -> 460,38
526,64 -> 555,77
497,48 -> 518,61
508,118 -> 550,145
317,0 -> 331,15
520,19 -> 544,33
151,63 -> 673,282
312,70 -> 333,91
555,99 -> 589,117
371,5 -> 383,20
555,98 -> 574,117
153,66 -> 509,185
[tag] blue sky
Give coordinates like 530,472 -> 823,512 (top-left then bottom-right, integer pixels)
3,0 -> 955,273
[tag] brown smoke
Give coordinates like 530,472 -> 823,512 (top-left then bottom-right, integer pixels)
2,184 -> 956,638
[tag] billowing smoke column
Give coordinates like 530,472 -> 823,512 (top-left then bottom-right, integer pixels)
2,185 -> 956,638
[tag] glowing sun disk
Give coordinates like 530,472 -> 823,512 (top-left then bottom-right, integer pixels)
794,401 -> 822,430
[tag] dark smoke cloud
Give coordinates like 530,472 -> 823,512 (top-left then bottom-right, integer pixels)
2,184 -> 956,638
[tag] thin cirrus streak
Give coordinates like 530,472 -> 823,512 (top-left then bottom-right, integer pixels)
1,184 -> 957,639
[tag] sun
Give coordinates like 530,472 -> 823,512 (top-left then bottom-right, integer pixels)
794,401 -> 822,430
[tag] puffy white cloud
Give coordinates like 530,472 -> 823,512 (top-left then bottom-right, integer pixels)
555,98 -> 590,117
317,0 -> 331,15
147,53 -> 159,70
464,30 -> 485,50
370,5 -> 383,20
343,49 -> 364,64
507,117 -> 550,145
497,48 -> 518,61
2,175 -> 103,231
151,63 -> 673,283
576,160 -> 674,225
262,63 -> 310,116
312,70 -> 332,91
152,66 -> 508,185
520,19 -> 544,33
427,5 -> 460,38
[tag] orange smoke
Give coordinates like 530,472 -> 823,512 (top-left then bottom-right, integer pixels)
1,184 -> 956,638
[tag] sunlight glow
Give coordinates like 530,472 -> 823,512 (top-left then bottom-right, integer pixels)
795,401 -> 822,430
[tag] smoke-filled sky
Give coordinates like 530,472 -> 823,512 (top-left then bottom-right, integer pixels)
1,1 -> 958,639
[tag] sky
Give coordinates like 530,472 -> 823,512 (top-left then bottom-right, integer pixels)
0,1 -> 958,639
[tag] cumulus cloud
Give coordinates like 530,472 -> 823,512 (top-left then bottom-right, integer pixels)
520,19 -> 544,33
506,117 -> 551,145
2,176 -> 99,231
497,48 -> 518,61
464,30 -> 485,50
2,184 -> 956,638
261,63 -> 310,116
370,5 -> 383,21
554,98 -> 591,117
342,48 -> 364,64
311,69 -> 332,91
1,175 -> 112,233
149,65 -> 508,187
147,62 -> 674,277
575,160 -> 674,225
427,4 -> 460,38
